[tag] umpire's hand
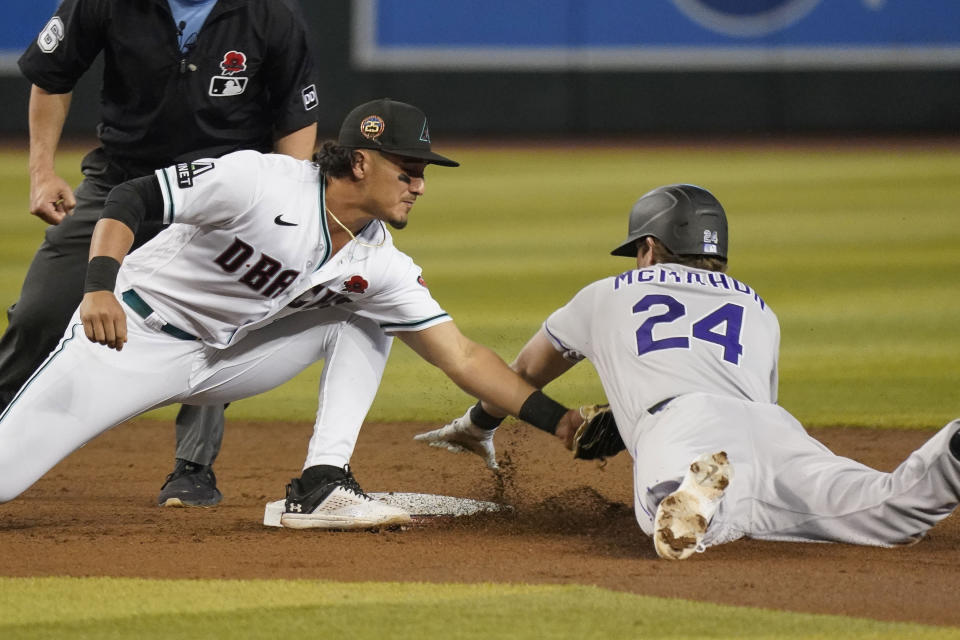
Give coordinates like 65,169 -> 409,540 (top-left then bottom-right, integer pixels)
79,291 -> 128,352
29,171 -> 76,225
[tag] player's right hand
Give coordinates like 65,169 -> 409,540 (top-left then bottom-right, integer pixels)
29,172 -> 76,225
79,291 -> 128,352
556,408 -> 588,451
414,406 -> 499,470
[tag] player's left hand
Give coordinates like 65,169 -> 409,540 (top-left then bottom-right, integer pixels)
79,291 -> 128,352
414,406 -> 499,470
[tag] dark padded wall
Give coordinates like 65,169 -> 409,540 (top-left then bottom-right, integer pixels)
1,0 -> 956,138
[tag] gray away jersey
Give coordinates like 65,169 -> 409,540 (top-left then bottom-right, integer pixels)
543,263 -> 780,431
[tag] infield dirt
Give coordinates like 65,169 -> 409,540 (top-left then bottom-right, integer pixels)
1,419 -> 958,627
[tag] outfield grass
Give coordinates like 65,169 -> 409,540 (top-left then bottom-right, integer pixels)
1,144 -> 958,427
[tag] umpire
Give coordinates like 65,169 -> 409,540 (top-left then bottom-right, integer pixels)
2,0 -> 319,507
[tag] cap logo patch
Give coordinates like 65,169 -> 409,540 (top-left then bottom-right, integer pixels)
220,50 -> 247,75
419,119 -> 431,143
360,115 -> 385,141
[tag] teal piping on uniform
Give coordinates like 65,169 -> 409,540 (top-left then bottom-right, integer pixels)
315,176 -> 332,271
380,312 -> 451,332
160,169 -> 175,224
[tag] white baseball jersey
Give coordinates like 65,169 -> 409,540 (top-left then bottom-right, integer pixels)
543,263 -> 780,436
117,150 -> 450,347
540,263 -> 960,552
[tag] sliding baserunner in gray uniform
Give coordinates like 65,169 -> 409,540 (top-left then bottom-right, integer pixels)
420,183 -> 960,560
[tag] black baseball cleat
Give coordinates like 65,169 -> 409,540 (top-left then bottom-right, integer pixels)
280,464 -> 410,530
157,458 -> 223,507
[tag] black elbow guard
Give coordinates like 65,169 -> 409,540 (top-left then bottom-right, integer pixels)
102,175 -> 164,234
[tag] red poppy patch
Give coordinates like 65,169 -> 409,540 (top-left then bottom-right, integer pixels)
220,50 -> 247,75
343,275 -> 369,294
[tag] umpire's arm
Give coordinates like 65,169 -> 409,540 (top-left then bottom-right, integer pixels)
274,123 -> 317,160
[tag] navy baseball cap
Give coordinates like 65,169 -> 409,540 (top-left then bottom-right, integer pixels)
338,98 -> 459,167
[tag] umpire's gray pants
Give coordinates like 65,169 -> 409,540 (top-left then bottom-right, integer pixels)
0,148 -> 224,466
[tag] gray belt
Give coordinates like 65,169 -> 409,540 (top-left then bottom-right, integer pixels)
121,289 -> 197,341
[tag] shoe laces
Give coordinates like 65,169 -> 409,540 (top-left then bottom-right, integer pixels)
337,464 -> 367,498
163,459 -> 212,485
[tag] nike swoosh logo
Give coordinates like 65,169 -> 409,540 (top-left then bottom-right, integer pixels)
274,214 -> 297,227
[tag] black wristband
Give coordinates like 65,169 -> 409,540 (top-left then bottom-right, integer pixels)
470,401 -> 505,431
84,256 -> 121,293
518,390 -> 568,435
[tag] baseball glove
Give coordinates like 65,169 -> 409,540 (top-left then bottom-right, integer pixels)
571,404 -> 625,460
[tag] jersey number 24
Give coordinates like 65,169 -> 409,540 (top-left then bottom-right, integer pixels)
633,294 -> 744,365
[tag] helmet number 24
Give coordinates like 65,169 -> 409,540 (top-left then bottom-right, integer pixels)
633,294 -> 744,365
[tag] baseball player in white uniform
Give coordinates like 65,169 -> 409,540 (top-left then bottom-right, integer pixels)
418,184 -> 960,559
0,98 -> 584,529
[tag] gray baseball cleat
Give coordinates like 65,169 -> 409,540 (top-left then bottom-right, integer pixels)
157,458 -> 223,507
280,464 -> 411,530
653,451 -> 732,560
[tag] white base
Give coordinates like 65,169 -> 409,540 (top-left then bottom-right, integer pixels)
264,499 -> 285,527
263,492 -> 508,528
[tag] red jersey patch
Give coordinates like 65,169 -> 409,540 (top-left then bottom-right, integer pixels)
220,51 -> 247,75
343,275 -> 369,294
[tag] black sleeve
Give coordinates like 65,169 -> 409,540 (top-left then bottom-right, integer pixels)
17,0 -> 108,94
263,0 -> 320,135
102,175 -> 165,235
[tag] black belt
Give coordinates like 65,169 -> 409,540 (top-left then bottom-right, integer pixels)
122,289 -> 197,341
647,397 -> 675,414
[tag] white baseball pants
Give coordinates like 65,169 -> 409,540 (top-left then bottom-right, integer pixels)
630,393 -> 960,549
0,305 -> 391,502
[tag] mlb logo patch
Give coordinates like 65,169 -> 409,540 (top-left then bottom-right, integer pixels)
210,76 -> 248,97
301,84 -> 318,111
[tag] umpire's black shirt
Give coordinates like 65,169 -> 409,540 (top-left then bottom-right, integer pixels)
19,0 -> 319,171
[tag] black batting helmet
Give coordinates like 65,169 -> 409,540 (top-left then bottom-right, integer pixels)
610,184 -> 727,259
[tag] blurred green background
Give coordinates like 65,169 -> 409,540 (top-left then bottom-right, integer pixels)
1,143 -> 957,428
